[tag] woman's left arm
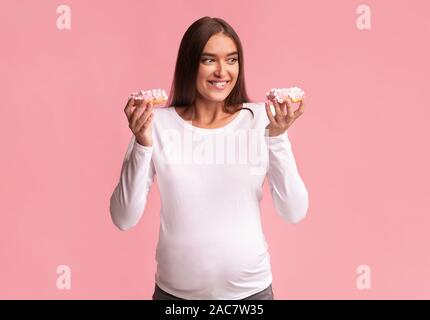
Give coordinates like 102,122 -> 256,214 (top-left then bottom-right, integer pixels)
265,96 -> 309,224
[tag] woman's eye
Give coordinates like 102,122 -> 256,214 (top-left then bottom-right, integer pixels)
201,58 -> 238,63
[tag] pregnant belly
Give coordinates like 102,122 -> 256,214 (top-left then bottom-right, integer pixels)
155,233 -> 270,291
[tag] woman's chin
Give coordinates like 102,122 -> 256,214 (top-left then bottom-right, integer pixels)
207,91 -> 231,101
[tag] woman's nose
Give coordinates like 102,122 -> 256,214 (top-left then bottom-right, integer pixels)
215,61 -> 228,76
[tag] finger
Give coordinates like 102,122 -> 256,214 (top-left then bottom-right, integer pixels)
124,98 -> 135,120
130,104 -> 146,129
137,112 -> 154,133
280,100 -> 287,115
275,95 -> 288,115
265,101 -> 276,124
269,96 -> 283,116
285,96 -> 294,119
294,96 -> 305,118
135,103 -> 153,131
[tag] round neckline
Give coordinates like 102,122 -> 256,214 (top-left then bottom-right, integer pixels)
170,104 -> 247,133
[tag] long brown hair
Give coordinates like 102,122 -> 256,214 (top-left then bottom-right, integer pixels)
167,16 -> 254,118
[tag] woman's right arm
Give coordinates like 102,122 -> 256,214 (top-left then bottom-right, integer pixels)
109,99 -> 155,231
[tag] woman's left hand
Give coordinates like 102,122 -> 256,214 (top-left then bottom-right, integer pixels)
265,96 -> 305,137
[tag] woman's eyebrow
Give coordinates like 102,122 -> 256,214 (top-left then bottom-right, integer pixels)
201,51 -> 238,57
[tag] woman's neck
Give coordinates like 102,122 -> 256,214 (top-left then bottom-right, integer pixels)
188,99 -> 227,124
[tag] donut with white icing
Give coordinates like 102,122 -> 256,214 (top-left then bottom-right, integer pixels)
266,87 -> 305,104
129,89 -> 168,106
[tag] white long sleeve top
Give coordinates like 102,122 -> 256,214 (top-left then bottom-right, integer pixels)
109,102 -> 309,300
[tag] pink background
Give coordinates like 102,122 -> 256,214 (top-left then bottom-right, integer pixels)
1,0 -> 429,299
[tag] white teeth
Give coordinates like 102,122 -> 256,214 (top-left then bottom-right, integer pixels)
209,81 -> 227,88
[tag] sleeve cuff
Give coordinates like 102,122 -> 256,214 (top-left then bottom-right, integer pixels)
133,140 -> 153,153
268,130 -> 289,142
265,130 -> 292,151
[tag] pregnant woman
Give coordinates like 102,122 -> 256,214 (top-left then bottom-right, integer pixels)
109,16 -> 309,300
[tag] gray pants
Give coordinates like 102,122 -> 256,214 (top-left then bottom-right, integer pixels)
152,283 -> 274,300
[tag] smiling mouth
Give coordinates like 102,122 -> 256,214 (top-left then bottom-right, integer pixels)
208,80 -> 230,89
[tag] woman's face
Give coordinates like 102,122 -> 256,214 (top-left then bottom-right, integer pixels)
195,33 -> 239,104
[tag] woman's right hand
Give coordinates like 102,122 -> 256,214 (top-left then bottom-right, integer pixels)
124,98 -> 154,147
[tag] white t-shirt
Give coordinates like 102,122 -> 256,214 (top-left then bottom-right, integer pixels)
110,102 -> 309,300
